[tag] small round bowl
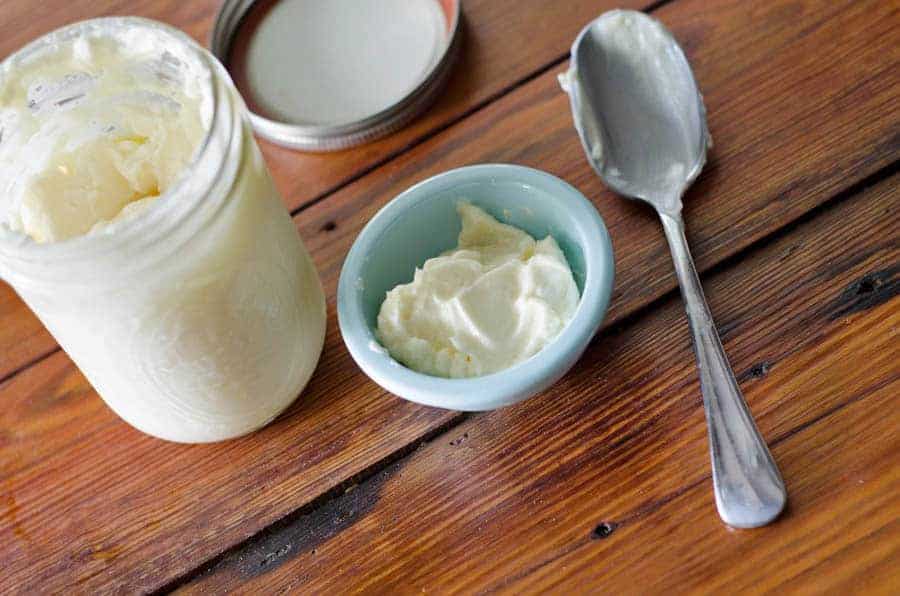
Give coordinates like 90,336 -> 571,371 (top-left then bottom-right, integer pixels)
337,164 -> 615,411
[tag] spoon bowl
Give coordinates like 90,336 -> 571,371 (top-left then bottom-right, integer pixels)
563,9 -> 708,212
562,10 -> 786,529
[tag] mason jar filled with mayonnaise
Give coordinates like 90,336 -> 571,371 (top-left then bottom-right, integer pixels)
0,18 -> 326,442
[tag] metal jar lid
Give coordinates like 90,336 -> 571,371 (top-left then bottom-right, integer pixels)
210,0 -> 462,152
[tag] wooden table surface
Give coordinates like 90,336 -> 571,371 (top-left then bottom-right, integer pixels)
1,0 -> 898,593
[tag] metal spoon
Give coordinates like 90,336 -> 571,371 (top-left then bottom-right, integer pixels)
560,9 -> 786,528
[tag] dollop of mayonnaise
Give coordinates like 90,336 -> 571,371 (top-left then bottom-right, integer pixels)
0,32 -> 207,243
377,202 -> 580,378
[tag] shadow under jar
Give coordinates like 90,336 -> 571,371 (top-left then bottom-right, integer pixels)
0,18 -> 326,442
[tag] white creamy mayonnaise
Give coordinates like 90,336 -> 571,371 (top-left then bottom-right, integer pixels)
377,203 -> 580,378
0,34 -> 207,242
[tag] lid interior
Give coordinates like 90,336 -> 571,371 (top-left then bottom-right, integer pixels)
227,0 -> 455,129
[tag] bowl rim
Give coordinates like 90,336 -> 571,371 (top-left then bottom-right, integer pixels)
337,163 -> 615,411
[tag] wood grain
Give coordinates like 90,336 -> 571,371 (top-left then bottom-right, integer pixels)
0,0 -> 653,382
182,173 -> 900,594
0,0 -> 898,591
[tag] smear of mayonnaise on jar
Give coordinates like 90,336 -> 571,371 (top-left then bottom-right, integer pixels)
0,33 -> 207,243
377,202 -> 580,378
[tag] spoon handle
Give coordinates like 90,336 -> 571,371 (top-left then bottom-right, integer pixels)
659,212 -> 786,528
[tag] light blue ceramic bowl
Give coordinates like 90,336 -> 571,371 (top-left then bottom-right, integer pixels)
337,164 -> 615,411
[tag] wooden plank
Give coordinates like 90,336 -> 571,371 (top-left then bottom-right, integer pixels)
181,173 -> 900,594
1,0 -> 899,590
0,0 -> 654,381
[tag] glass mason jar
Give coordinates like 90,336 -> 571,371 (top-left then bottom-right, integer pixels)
0,18 -> 326,442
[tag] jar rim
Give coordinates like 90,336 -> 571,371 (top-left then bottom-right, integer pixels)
0,16 -> 221,272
